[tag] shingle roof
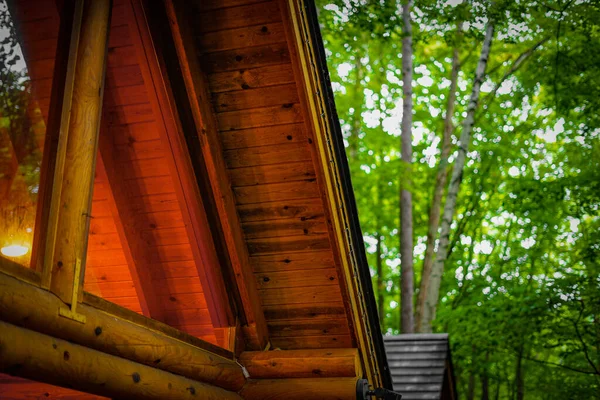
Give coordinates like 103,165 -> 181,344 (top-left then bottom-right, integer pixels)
383,334 -> 456,400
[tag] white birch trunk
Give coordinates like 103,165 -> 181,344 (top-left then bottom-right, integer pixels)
416,23 -> 463,332
420,22 -> 495,333
400,0 -> 414,333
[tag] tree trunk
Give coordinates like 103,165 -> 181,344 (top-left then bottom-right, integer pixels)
467,369 -> 476,400
416,22 -> 463,332
420,21 -> 495,333
515,344 -> 525,400
376,231 -> 384,327
481,352 -> 490,400
399,0 -> 414,334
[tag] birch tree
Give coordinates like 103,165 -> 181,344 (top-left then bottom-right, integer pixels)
420,20 -> 496,333
416,22 -> 463,332
399,0 -> 414,333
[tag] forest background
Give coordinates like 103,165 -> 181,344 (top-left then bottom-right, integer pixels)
316,0 -> 600,399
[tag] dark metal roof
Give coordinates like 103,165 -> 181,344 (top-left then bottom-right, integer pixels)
384,334 -> 457,400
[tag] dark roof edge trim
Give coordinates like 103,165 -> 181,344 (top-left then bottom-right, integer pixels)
302,0 -> 393,389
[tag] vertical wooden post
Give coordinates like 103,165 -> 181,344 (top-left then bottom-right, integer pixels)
45,0 -> 111,307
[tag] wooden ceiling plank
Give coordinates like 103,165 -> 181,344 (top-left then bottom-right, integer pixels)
247,233 -> 330,256
270,335 -> 354,350
237,197 -> 324,223
254,267 -> 339,289
208,63 -> 295,93
196,1 -> 281,34
220,121 -> 306,150
249,250 -> 335,273
229,161 -> 316,187
202,42 -> 291,73
240,377 -> 358,400
242,214 -> 327,239
233,180 -> 321,205
128,0 -> 236,329
95,152 -> 164,320
165,0 -> 270,349
212,83 -> 298,112
199,22 -> 286,53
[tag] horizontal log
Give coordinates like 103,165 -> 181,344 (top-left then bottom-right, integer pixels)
0,272 -> 245,391
240,377 -> 360,400
239,349 -> 361,379
0,321 -> 241,400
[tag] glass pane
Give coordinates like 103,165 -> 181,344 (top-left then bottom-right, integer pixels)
0,0 -> 57,267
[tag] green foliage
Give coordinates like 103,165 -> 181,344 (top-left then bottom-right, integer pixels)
317,0 -> 600,398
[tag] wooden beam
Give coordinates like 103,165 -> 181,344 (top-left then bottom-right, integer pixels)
45,0 -> 111,304
240,377 -> 360,400
126,0 -> 235,328
0,321 -> 243,400
0,271 -> 246,392
162,0 -> 269,349
239,349 -> 362,379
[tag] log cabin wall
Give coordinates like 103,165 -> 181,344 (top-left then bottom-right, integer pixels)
10,0 -> 219,344
189,0 -> 356,350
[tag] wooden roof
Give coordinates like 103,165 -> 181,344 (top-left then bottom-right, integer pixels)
384,334 -> 457,400
0,0 -> 391,397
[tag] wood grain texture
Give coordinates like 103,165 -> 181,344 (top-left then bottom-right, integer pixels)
212,83 -> 298,112
237,197 -> 324,223
197,1 -> 281,34
270,335 -> 354,350
199,22 -> 286,53
267,318 -> 350,338
229,161 -> 315,187
224,142 -> 310,168
234,180 -> 320,205
0,375 -> 106,400
239,348 -> 360,379
208,63 -> 295,93
220,122 -> 306,150
258,285 -> 340,306
242,214 -> 327,239
240,377 -> 359,400
203,43 -> 290,73
262,302 -> 347,321
0,273 -> 244,391
217,103 -> 303,130
249,250 -> 335,273
255,268 -> 338,289
0,321 -> 242,400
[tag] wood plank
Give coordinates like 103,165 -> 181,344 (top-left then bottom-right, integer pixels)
21,38 -> 57,62
13,0 -> 58,22
28,57 -> 54,80
203,42 -> 290,73
247,234 -> 330,256
262,302 -> 347,321
238,197 -> 324,223
125,175 -> 178,197
148,261 -> 201,280
126,192 -> 181,214
255,268 -> 339,289
93,280 -> 139,298
90,199 -> 113,218
267,318 -> 350,338
154,277 -> 204,296
196,2 -> 281,34
132,210 -> 185,231
220,122 -> 305,150
106,45 -> 140,68
233,180 -> 320,205
258,285 -> 341,306
240,378 -> 358,400
242,214 -> 327,239
105,64 -> 145,88
110,121 -> 161,144
148,243 -> 195,264
30,77 -> 52,100
199,22 -> 286,53
160,292 -> 208,310
85,265 -> 134,283
87,232 -> 123,250
108,24 -> 132,48
208,63 -> 295,93
172,324 -> 216,338
114,138 -> 165,161
86,249 -> 128,268
141,226 -> 190,247
121,157 -> 171,180
105,103 -> 154,125
250,250 -> 335,273
224,142 -> 310,169
108,295 -> 143,313
89,216 -> 118,235
193,0 -> 270,13
20,17 -> 59,43
239,348 -> 358,378
217,103 -> 303,130
0,380 -> 106,400
212,83 -> 298,112
104,84 -> 149,108
270,335 -> 354,350
229,161 -> 315,187
163,308 -> 212,326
